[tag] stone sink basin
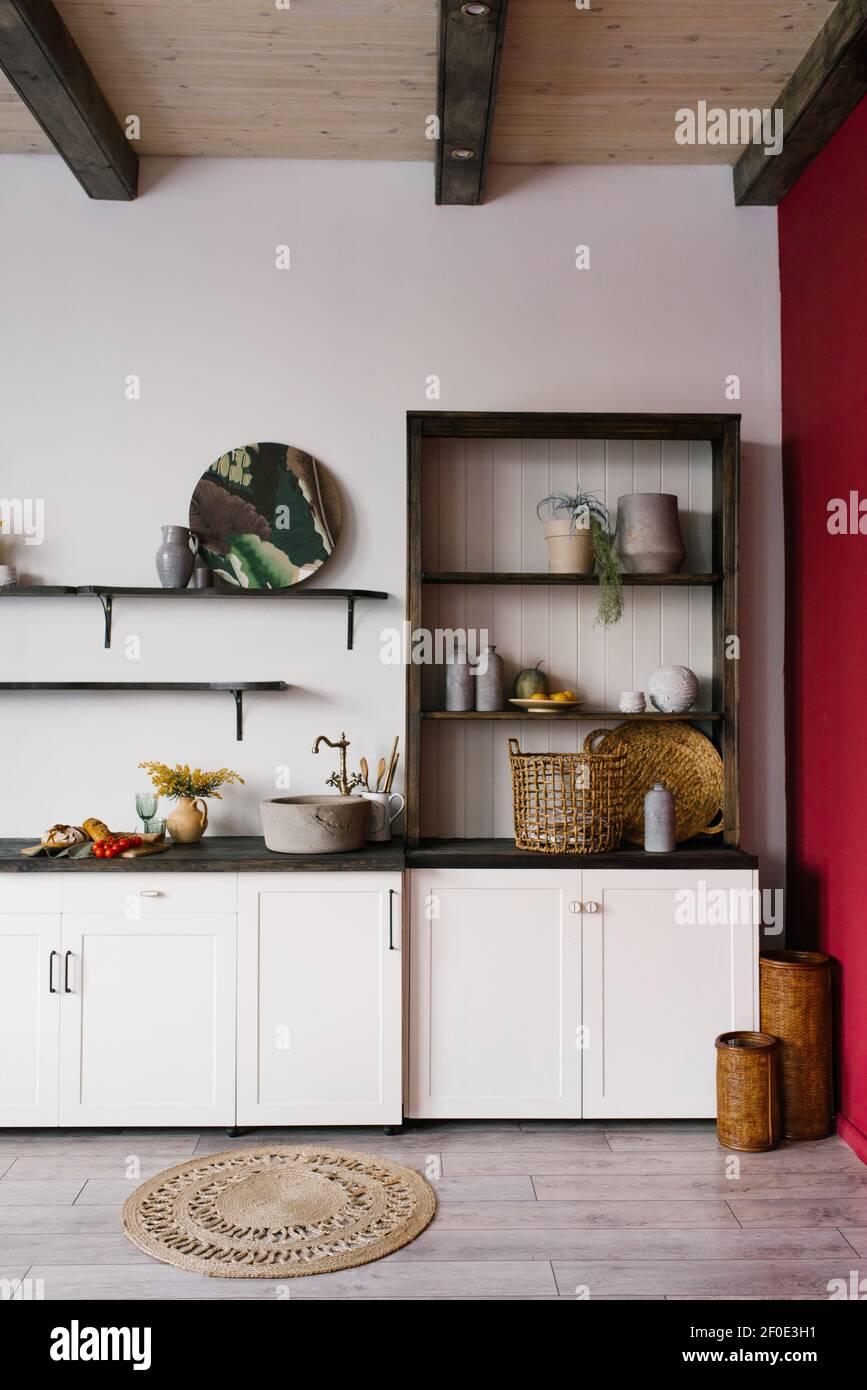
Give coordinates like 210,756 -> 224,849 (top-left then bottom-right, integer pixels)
260,795 -> 370,855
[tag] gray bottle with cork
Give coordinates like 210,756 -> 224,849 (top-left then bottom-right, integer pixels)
644,782 -> 676,853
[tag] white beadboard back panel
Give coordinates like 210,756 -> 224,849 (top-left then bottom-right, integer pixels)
421,438 -> 715,839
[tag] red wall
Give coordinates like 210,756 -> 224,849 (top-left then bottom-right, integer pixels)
779,96 -> 867,1162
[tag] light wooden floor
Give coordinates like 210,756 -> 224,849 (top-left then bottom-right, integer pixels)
1,1121 -> 865,1300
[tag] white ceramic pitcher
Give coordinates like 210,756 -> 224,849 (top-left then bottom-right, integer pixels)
362,791 -> 405,842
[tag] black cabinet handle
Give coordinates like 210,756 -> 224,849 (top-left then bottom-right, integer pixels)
49,950 -> 58,994
388,889 -> 396,951
64,950 -> 73,993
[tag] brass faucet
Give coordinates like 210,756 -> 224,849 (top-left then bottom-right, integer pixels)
312,732 -> 353,795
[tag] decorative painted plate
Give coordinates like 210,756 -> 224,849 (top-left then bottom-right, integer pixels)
189,442 -> 342,589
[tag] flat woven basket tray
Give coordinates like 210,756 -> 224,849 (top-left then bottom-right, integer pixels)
583,721 -> 723,844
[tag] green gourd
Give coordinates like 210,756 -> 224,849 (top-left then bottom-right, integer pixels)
513,661 -> 547,699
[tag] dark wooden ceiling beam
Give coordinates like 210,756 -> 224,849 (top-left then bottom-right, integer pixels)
0,0 -> 137,200
436,0 -> 508,206
734,0 -> 867,206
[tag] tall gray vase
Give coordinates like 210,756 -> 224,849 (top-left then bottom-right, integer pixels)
156,525 -> 197,589
644,782 -> 676,853
614,494 -> 686,573
474,645 -> 505,712
445,644 -> 473,711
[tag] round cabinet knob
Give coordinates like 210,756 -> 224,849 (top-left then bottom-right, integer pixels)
585,900 -> 599,913
569,900 -> 584,914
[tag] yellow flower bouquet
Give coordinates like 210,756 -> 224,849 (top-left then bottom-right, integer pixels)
138,762 -> 244,800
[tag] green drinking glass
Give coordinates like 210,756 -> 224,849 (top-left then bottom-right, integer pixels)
135,792 -> 158,833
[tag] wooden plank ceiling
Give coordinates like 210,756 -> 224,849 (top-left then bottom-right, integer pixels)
0,0 -> 839,165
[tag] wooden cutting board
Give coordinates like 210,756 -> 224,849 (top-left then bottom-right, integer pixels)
20,840 -> 171,859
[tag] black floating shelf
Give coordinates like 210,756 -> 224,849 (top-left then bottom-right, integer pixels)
0,586 -> 388,650
0,681 -> 290,741
422,572 -> 721,586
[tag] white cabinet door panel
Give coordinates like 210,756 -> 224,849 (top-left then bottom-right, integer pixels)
0,916 -> 61,1126
237,873 -> 402,1126
581,869 -> 759,1118
59,914 -> 237,1126
409,870 -> 581,1119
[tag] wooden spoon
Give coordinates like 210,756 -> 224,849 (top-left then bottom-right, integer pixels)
375,758 -> 386,792
384,736 -> 400,793
359,757 -> 369,790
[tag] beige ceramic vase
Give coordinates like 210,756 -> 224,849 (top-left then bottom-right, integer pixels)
166,796 -> 209,843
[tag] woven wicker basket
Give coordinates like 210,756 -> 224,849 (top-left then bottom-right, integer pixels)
584,721 -> 723,844
508,736 -> 626,854
760,951 -> 833,1139
715,1032 -> 781,1152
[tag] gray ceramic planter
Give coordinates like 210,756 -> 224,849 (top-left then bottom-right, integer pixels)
613,493 -> 686,573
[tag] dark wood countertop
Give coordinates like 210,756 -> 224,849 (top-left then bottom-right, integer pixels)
405,838 -> 759,869
0,836 -> 758,872
0,837 -> 405,873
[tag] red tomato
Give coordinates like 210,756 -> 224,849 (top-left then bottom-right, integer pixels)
116,839 -> 131,851
129,836 -> 142,848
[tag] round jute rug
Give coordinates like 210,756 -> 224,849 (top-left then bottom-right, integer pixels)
122,1146 -> 436,1278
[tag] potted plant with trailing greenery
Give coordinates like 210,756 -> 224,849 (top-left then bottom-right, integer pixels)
537,491 -> 623,626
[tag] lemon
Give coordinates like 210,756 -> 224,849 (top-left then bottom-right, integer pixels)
529,692 -> 547,701
551,692 -> 570,703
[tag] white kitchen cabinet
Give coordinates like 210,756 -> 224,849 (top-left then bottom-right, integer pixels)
408,869 -> 582,1119
237,873 -> 402,1126
0,915 -> 61,1125
59,914 -> 237,1126
408,866 -> 759,1120
581,869 -> 759,1118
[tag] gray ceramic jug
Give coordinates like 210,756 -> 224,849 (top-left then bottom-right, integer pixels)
644,782 -> 676,853
474,645 -> 505,712
156,525 -> 197,588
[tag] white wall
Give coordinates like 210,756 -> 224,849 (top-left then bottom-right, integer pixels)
0,156 -> 783,889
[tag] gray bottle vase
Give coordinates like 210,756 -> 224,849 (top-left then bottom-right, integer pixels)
445,644 -> 474,711
474,645 -> 505,712
156,525 -> 197,589
614,493 -> 686,573
644,782 -> 676,853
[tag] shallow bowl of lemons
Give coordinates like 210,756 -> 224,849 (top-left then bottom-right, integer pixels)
509,690 -> 583,713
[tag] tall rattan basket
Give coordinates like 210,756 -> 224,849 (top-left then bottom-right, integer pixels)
760,950 -> 833,1139
715,1031 -> 781,1152
508,736 -> 626,854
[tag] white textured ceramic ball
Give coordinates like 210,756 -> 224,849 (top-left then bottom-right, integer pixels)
647,665 -> 699,713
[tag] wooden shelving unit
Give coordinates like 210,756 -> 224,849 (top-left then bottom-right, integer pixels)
405,410 -> 741,850
0,681 -> 290,740
0,585 -> 388,649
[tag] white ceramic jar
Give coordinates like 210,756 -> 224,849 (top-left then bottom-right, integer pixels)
647,665 -> 699,714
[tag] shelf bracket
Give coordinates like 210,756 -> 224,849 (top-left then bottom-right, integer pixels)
96,593 -> 113,649
232,689 -> 243,741
346,595 -> 355,650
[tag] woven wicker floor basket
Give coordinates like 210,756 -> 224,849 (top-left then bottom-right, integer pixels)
715,1031 -> 781,1152
508,736 -> 626,854
760,950 -> 833,1139
583,721 -> 723,843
